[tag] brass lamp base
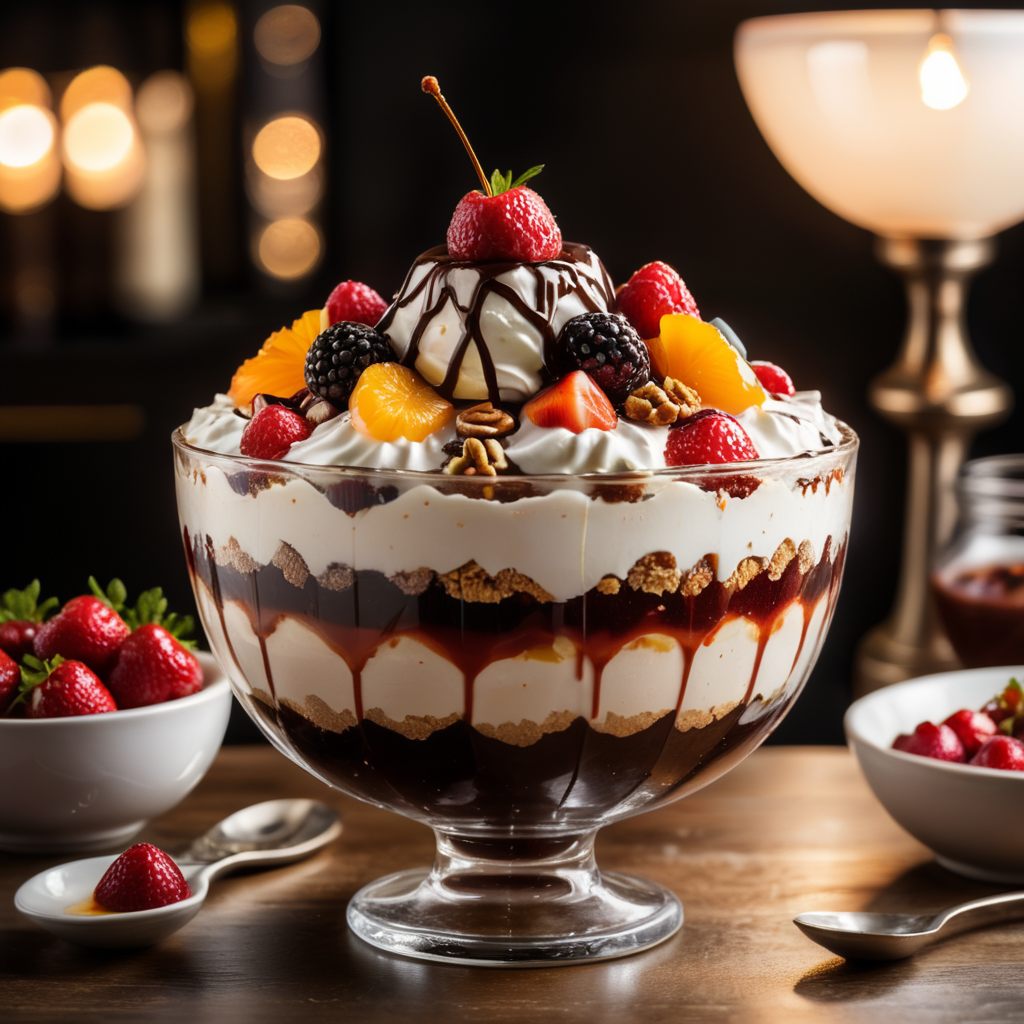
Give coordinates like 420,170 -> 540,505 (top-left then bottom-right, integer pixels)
853,237 -> 1013,698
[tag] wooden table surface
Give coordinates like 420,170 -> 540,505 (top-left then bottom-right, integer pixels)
3,745 -> 1022,1024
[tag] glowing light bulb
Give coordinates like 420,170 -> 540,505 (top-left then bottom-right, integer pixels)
252,115 -> 320,180
0,105 -> 54,167
921,34 -> 969,111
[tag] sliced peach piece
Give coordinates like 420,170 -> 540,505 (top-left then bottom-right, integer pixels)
228,309 -> 322,412
349,363 -> 454,443
646,314 -> 765,415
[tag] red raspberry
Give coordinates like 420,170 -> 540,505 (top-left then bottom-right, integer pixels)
942,709 -> 997,757
0,648 -> 20,713
107,624 -> 203,709
751,361 -> 796,397
94,843 -> 192,912
324,280 -> 389,328
240,405 -> 313,460
617,261 -> 700,339
892,721 -> 965,762
970,734 -> 1024,771
25,659 -> 118,718
33,596 -> 130,678
447,186 -> 562,262
665,409 -> 759,467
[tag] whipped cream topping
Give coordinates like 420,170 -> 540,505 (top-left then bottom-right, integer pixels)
379,243 -> 615,403
182,388 -> 843,473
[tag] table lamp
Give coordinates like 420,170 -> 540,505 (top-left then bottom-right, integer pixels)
735,9 -> 1024,694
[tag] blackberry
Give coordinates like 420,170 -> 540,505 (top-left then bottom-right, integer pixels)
304,322 -> 396,405
551,313 -> 650,403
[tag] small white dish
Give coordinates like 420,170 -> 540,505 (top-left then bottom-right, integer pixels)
846,665 -> 1024,884
14,799 -> 341,948
0,651 -> 231,854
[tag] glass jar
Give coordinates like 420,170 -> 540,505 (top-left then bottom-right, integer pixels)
933,455 -> 1024,668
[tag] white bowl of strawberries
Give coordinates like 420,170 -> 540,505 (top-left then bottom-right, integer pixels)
0,580 -> 231,854
846,666 -> 1024,884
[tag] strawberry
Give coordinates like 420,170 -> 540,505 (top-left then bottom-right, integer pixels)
107,624 -> 203,709
522,370 -> 617,434
324,280 -> 389,329
19,656 -> 117,718
448,185 -> 562,263
942,709 -> 997,757
617,261 -> 700,340
240,404 -> 313,460
33,595 -> 130,678
94,843 -> 192,912
665,409 -> 759,467
892,721 -> 965,762
969,735 -> 1024,771
0,649 -> 20,714
0,580 -> 58,660
751,361 -> 796,397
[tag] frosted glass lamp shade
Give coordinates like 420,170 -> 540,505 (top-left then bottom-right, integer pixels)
735,10 -> 1024,238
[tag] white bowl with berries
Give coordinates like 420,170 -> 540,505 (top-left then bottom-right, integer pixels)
0,580 -> 231,854
846,666 -> 1024,884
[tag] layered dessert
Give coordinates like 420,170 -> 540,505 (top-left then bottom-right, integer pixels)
174,87 -> 855,836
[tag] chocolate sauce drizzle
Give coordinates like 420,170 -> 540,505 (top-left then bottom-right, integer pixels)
376,243 -> 616,403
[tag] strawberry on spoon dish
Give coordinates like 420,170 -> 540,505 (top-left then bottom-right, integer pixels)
15,801 -> 341,948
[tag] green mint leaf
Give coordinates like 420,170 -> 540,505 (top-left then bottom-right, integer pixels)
0,580 -> 58,624
509,164 -> 544,190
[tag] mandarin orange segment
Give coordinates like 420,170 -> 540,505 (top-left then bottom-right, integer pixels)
349,363 -> 454,443
646,314 -> 765,415
227,309 -> 322,412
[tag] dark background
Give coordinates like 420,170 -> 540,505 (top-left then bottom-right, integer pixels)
1,0 -> 1022,744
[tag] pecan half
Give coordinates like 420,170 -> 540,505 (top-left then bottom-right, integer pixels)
456,402 -> 516,439
624,379 -> 700,426
443,437 -> 509,476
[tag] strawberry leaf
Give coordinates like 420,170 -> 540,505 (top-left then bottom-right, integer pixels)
6,654 -> 62,714
0,580 -> 58,624
489,166 -> 543,197
509,164 -> 544,190
87,577 -> 198,649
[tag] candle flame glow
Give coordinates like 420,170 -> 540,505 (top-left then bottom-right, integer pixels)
920,34 -> 968,110
0,105 -> 54,168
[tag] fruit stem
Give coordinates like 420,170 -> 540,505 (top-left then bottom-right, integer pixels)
421,76 -> 492,197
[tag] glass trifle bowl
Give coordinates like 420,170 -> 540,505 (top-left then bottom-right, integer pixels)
172,426 -> 857,965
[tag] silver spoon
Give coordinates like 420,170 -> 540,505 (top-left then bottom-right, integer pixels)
794,891 -> 1024,960
15,799 -> 341,949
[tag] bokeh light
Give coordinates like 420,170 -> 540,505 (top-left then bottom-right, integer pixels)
0,105 -> 54,168
921,35 -> 969,111
256,217 -> 322,278
136,71 -> 194,135
254,5 -> 320,67
252,115 -> 320,179
63,103 -> 134,173
248,163 -> 322,218
60,66 -> 132,122
187,3 -> 238,89
0,68 -> 51,112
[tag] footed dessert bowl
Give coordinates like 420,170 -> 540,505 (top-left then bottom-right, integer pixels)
173,426 -> 857,964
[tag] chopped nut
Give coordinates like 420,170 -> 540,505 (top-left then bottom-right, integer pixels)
624,382 -> 680,426
596,577 -> 621,595
443,437 -> 509,477
624,379 -> 701,426
215,537 -> 259,575
679,559 -> 715,597
662,378 -> 701,416
438,561 -> 552,604
317,562 -> 354,592
389,568 -> 434,596
456,402 -> 516,439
